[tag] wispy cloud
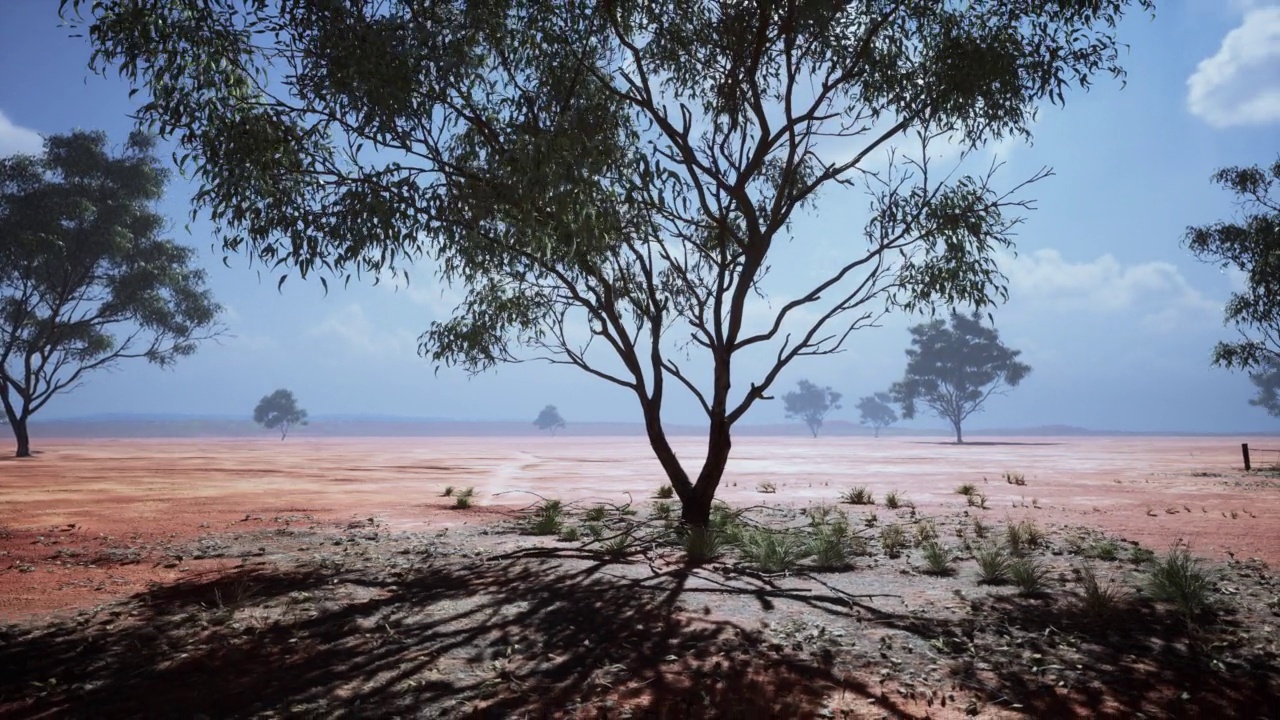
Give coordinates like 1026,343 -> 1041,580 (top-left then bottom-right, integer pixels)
1187,5 -> 1280,128
309,303 -> 418,357
0,109 -> 42,157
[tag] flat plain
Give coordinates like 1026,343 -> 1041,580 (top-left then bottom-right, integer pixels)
1,435 -> 1278,718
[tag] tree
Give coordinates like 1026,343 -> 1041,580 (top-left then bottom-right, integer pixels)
1185,156 -> 1280,371
67,0 -> 1152,524
890,311 -> 1029,443
1250,361 -> 1280,418
534,404 -> 567,436
783,380 -> 841,438
253,389 -> 307,440
0,130 -> 221,458
856,392 -> 898,438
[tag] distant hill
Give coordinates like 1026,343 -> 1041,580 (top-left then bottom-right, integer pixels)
22,414 -> 1276,439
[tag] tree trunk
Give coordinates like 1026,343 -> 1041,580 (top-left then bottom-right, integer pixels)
953,420 -> 964,444
12,417 -> 31,458
683,423 -> 732,527
874,426 -> 880,439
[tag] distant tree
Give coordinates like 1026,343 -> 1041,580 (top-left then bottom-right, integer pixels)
0,130 -> 221,458
856,392 -> 899,438
890,312 -> 1030,444
253,389 -> 308,440
1185,156 -> 1280,371
534,405 -> 566,436
1250,361 -> 1280,418
783,380 -> 842,438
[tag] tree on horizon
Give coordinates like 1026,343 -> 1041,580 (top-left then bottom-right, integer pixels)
253,389 -> 308,440
783,380 -> 842,438
534,405 -> 567,436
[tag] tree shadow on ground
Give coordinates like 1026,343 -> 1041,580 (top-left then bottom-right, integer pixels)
0,545 -> 1275,719
910,441 -> 1063,447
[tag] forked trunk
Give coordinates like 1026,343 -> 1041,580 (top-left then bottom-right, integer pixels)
681,423 -> 732,527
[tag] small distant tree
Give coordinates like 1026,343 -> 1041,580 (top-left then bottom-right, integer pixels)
534,405 -> 566,436
1,130 -> 221,458
890,311 -> 1030,443
856,392 -> 899,438
783,380 -> 842,438
1184,156 -> 1280,371
253,389 -> 308,440
1250,361 -> 1280,418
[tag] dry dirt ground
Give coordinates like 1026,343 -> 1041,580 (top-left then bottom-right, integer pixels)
0,436 -> 1278,719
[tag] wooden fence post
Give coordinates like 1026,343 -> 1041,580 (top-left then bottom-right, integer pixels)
1242,443 -> 1252,471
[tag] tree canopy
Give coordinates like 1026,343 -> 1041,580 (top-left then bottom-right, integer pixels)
1185,155 -> 1280,371
65,0 -> 1153,523
1250,361 -> 1280,418
253,389 -> 308,440
0,130 -> 221,458
855,392 -> 898,437
783,379 -> 842,438
534,404 -> 567,435
890,311 -> 1029,443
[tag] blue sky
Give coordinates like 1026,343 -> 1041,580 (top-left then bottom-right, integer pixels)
1,0 -> 1279,432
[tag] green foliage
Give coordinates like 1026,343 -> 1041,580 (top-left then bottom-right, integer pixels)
0,130 -> 221,456
920,541 -> 956,575
1009,557 -> 1052,596
1184,156 -> 1280,371
975,544 -> 1012,584
972,517 -> 990,538
1077,563 -> 1128,622
856,392 -> 898,437
527,499 -> 564,535
879,524 -> 908,557
651,501 -> 674,521
441,486 -> 455,498
67,0 -> 1154,518
682,527 -> 726,565
889,312 -> 1031,444
914,519 -> 938,545
956,483 -> 977,497
583,505 -> 608,523
783,380 -> 842,438
654,484 -> 675,499
453,488 -> 476,509
533,405 -> 566,434
840,486 -> 875,505
1081,538 -> 1122,561
807,506 -> 854,569
884,490 -> 906,510
601,535 -> 630,559
967,491 -> 989,509
1129,545 -> 1157,565
253,389 -> 308,440
1005,520 -> 1045,555
1145,547 -> 1216,622
558,525 -> 581,542
738,529 -> 811,573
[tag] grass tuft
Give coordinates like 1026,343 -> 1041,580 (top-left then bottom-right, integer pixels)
879,524 -> 908,557
919,540 -> 955,575
453,487 -> 476,509
683,527 -> 726,565
1145,546 -> 1215,622
974,543 -> 1012,584
955,483 -> 978,497
738,529 -> 810,573
1009,557 -> 1052,596
654,484 -> 675,499
1077,562 -> 1129,622
840,486 -> 875,505
883,490 -> 906,510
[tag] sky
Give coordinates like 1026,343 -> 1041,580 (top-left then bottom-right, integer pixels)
1,0 -> 1279,433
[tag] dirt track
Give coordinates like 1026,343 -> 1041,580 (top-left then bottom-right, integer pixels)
2,435 -> 1278,620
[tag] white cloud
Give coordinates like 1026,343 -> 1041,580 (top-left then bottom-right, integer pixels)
309,303 -> 418,357
1187,6 -> 1280,128
1001,249 -> 1221,332
0,110 -> 42,157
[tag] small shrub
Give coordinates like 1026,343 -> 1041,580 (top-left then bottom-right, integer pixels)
651,501 -> 674,521
914,519 -> 938,545
1082,538 -> 1121,561
1006,520 -> 1044,556
808,530 -> 851,570
558,526 -> 581,542
441,486 -> 455,497
1128,545 -> 1156,565
879,524 -> 908,557
710,503 -> 744,537
602,535 -> 631,559
654,484 -> 675,499
454,487 -> 476,509
956,483 -> 977,497
864,511 -> 879,528
840,486 -> 875,505
975,544 -> 1012,584
528,499 -> 564,535
972,517 -> 989,538
683,527 -> 726,565
1077,563 -> 1128,621
1010,557 -> 1052,596
967,492 -> 988,509
739,529 -> 810,573
757,481 -> 778,494
884,490 -> 905,510
584,523 -> 605,540
1145,546 -> 1215,622
1004,471 -> 1027,486
920,541 -> 955,575
584,505 -> 608,523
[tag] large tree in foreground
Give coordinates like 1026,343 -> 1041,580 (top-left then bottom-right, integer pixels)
783,380 -> 842,438
1185,155 -> 1280,371
890,311 -> 1029,443
67,0 -> 1151,524
0,130 -> 221,458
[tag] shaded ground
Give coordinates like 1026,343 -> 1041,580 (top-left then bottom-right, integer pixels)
1,437 -> 1278,717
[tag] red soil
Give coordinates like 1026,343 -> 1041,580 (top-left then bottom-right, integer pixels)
1,435 -> 1277,621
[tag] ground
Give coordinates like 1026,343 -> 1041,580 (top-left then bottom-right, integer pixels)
0,436 -> 1278,718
